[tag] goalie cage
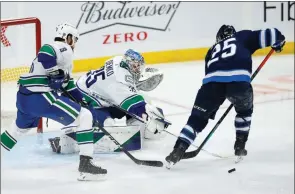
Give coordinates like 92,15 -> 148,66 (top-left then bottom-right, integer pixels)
1,17 -> 43,133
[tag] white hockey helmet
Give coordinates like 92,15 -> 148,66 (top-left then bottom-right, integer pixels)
55,23 -> 79,44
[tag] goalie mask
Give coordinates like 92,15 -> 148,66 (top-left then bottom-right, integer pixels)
123,49 -> 145,80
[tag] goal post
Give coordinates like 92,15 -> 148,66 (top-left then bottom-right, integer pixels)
1,17 -> 43,133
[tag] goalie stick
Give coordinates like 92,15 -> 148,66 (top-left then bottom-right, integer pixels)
62,89 -> 164,167
181,49 -> 275,160
88,90 -> 172,127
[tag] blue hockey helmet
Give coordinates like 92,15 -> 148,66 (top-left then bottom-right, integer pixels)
216,25 -> 236,43
123,49 -> 145,78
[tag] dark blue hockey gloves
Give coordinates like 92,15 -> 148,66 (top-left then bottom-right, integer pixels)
271,39 -> 286,53
48,69 -> 66,90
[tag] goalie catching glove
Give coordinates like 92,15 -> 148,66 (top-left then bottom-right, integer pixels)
136,67 -> 164,92
143,104 -> 167,134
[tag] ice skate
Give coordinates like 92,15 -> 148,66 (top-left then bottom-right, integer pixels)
78,155 -> 107,181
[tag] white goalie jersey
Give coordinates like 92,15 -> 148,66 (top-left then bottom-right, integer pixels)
76,56 -> 145,110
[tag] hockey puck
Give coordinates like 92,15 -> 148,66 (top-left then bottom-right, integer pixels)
228,168 -> 236,173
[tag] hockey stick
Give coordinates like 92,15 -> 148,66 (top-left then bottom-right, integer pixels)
62,89 -> 164,167
163,130 -> 233,159
181,49 -> 275,160
88,91 -> 172,127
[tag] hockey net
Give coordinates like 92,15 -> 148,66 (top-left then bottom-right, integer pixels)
1,17 -> 43,133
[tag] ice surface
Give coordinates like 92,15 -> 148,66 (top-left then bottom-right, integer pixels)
1,55 -> 294,194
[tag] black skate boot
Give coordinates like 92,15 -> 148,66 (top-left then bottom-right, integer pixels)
48,137 -> 61,153
165,140 -> 189,169
234,132 -> 249,163
78,155 -> 107,181
234,132 -> 249,156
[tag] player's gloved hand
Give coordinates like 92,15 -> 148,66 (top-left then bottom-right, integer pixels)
271,39 -> 286,53
143,104 -> 167,134
48,69 -> 66,90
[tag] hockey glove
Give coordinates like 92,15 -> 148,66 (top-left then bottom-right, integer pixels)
144,104 -> 167,134
48,69 -> 66,90
271,39 -> 286,53
136,67 -> 164,92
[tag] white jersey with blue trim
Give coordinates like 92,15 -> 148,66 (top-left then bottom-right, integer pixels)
18,41 -> 74,92
76,56 -> 145,111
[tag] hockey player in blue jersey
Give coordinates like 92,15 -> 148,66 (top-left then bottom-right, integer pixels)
165,25 -> 286,168
0,23 -> 107,180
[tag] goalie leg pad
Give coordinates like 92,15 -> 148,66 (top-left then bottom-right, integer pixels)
49,125 -> 79,154
94,125 -> 142,153
54,124 -> 142,154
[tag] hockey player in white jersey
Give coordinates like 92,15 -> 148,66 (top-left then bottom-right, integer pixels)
0,23 -> 106,181
49,49 -> 167,154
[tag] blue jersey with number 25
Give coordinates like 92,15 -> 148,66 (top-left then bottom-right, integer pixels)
202,28 -> 283,84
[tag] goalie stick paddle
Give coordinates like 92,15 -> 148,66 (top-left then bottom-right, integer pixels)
181,49 -> 275,160
96,123 -> 163,167
62,89 -> 164,167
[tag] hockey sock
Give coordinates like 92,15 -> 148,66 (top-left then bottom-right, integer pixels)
1,130 -> 17,151
76,107 -> 94,157
235,115 -> 251,133
176,124 -> 196,149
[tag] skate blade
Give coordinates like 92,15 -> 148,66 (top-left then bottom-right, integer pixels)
165,160 -> 175,170
235,156 -> 244,164
77,172 -> 107,181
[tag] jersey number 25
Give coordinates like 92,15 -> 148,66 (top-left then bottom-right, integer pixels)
86,68 -> 105,88
207,37 -> 237,68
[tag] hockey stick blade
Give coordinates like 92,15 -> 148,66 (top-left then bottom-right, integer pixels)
181,49 -> 275,160
99,126 -> 163,167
